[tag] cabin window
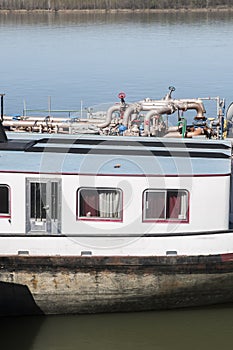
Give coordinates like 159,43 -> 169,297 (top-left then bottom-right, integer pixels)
143,189 -> 188,222
0,185 -> 10,217
77,188 -> 122,221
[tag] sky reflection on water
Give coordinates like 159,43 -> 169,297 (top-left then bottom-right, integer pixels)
0,11 -> 233,116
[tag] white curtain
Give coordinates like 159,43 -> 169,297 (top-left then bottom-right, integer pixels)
178,191 -> 187,219
99,191 -> 120,218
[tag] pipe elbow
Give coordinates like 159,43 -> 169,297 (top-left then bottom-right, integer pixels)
143,106 -> 175,135
190,102 -> 206,119
183,102 -> 206,119
177,101 -> 206,119
98,105 -> 121,128
122,104 -> 141,127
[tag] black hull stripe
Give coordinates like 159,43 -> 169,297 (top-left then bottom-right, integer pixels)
25,146 -> 230,158
37,137 -> 232,150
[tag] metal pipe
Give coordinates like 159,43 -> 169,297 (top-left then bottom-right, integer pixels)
140,100 -> 172,111
97,104 -> 121,128
142,105 -> 176,136
122,103 -> 141,127
176,101 -> 206,119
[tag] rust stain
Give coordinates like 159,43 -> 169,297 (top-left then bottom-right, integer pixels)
95,271 -> 100,291
31,275 -> 38,290
7,273 -> 14,283
53,278 -> 58,289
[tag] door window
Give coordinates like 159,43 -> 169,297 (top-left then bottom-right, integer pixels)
26,179 -> 61,234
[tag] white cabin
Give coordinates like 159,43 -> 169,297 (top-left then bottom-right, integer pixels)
0,133 -> 232,257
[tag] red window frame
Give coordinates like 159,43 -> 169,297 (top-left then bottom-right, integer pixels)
142,189 -> 189,223
0,185 -> 10,218
77,187 -> 123,222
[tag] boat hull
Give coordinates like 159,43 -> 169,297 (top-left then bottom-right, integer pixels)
0,254 -> 233,316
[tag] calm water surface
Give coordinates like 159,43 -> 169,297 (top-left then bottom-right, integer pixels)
1,306 -> 233,350
1,11 -> 233,115
1,11 -> 233,350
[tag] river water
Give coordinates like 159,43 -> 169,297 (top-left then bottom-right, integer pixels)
1,306 -> 233,350
1,10 -> 233,350
1,11 -> 233,116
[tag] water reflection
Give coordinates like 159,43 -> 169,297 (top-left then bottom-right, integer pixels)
1,10 -> 233,116
0,315 -> 44,350
0,11 -> 233,27
1,306 -> 233,350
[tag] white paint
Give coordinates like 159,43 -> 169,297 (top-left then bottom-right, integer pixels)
0,232 -> 232,256
0,169 -> 231,257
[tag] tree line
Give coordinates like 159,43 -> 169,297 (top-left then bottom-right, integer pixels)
0,0 -> 232,11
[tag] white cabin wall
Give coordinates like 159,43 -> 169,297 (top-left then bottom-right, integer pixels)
0,172 -> 229,236
189,176 -> 230,232
140,176 -> 230,233
0,173 -> 26,234
62,174 -> 230,235
62,174 -> 147,235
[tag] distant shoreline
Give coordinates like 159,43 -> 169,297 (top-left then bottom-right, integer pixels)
0,7 -> 233,14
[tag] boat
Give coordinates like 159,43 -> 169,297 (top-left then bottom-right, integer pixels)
1,87 -> 233,316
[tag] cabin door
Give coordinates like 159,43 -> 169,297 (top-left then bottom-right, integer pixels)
26,178 -> 61,234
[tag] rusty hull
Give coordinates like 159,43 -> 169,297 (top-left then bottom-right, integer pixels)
0,254 -> 233,316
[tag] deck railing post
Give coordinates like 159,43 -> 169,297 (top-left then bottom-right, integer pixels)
0,94 -> 5,122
